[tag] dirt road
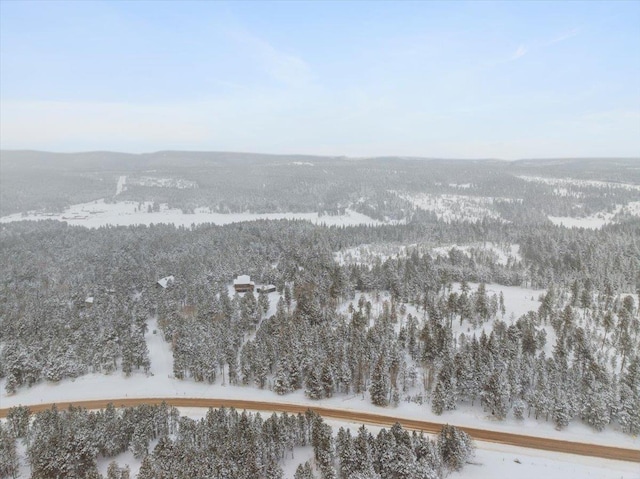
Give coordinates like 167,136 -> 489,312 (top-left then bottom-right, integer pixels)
1,397 -> 638,462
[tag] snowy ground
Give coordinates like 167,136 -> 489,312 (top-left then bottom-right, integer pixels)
0,199 -> 387,228
1,282 -> 637,477
2,284 -> 636,452
548,214 -> 615,229
115,175 -> 127,195
517,175 -> 640,192
8,409 -> 637,479
393,191 -> 509,223
126,176 -> 198,189
451,440 -> 639,479
334,242 -> 522,267
548,201 -> 640,229
431,242 -> 522,266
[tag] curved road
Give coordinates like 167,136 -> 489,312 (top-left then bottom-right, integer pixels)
1,398 -> 638,462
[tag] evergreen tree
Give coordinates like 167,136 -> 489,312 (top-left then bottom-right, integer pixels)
438,424 -> 474,472
370,357 -> 390,407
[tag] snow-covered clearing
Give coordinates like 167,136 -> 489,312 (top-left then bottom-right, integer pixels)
548,213 -> 614,229
4,282 -> 637,453
341,283 -> 542,333
393,191 -> 511,223
548,201 -> 640,229
431,242 -> 522,266
451,440 -> 639,479
115,175 -> 127,195
621,200 -> 640,217
335,242 -> 522,267
0,199 -> 387,228
450,282 -> 543,324
126,176 -> 198,189
290,161 -> 314,166
517,175 -> 640,192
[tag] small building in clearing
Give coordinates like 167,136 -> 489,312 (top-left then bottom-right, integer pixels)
233,275 -> 255,293
256,284 -> 276,294
157,275 -> 175,289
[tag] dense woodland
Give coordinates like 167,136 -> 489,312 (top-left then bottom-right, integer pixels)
0,404 -> 473,479
2,152 -> 639,220
1,217 -> 639,432
1,155 -> 639,477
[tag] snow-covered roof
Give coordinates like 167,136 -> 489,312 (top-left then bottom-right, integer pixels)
233,275 -> 254,285
157,275 -> 175,288
85,296 -> 94,304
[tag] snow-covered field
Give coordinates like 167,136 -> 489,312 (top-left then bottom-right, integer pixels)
0,199 -> 386,228
517,175 -> 640,192
126,176 -> 198,189
3,283 -> 636,452
548,213 -> 615,229
451,440 -> 639,479
431,242 -> 522,266
548,201 -> 640,229
115,175 -> 127,195
393,191 -> 512,223
335,242 -> 522,268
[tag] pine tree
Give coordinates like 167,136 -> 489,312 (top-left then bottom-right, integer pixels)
136,455 -> 155,479
618,357 -> 640,434
370,357 -> 390,407
294,462 -> 316,479
305,366 -> 324,400
552,390 -> 571,430
0,423 -> 19,479
107,461 -> 121,479
512,399 -> 525,421
321,363 -> 336,398
273,362 -> 292,395
482,371 -> 509,420
438,424 -> 474,472
265,460 -> 284,479
431,380 -> 446,416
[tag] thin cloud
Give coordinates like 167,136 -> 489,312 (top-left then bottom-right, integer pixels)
546,27 -> 580,46
227,28 -> 313,89
510,45 -> 527,61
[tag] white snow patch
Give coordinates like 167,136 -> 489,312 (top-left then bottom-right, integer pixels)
451,440 -> 639,479
548,214 -> 613,229
115,175 -> 127,195
393,192 -> 512,223
0,199 -> 388,228
127,176 -> 197,189
517,175 -> 640,192
335,242 -> 522,267
431,242 -> 522,266
549,202 -> 640,229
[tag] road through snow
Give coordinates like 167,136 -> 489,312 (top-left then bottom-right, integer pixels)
1,397 -> 638,463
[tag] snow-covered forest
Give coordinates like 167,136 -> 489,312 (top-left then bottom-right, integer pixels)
0,154 -> 639,478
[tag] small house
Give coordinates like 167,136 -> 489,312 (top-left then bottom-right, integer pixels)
157,275 -> 175,289
233,275 -> 255,293
257,284 -> 276,294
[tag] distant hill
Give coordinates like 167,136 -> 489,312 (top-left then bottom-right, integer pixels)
1,150 -> 637,218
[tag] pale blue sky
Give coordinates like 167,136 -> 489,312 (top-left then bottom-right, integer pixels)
1,0 -> 639,158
